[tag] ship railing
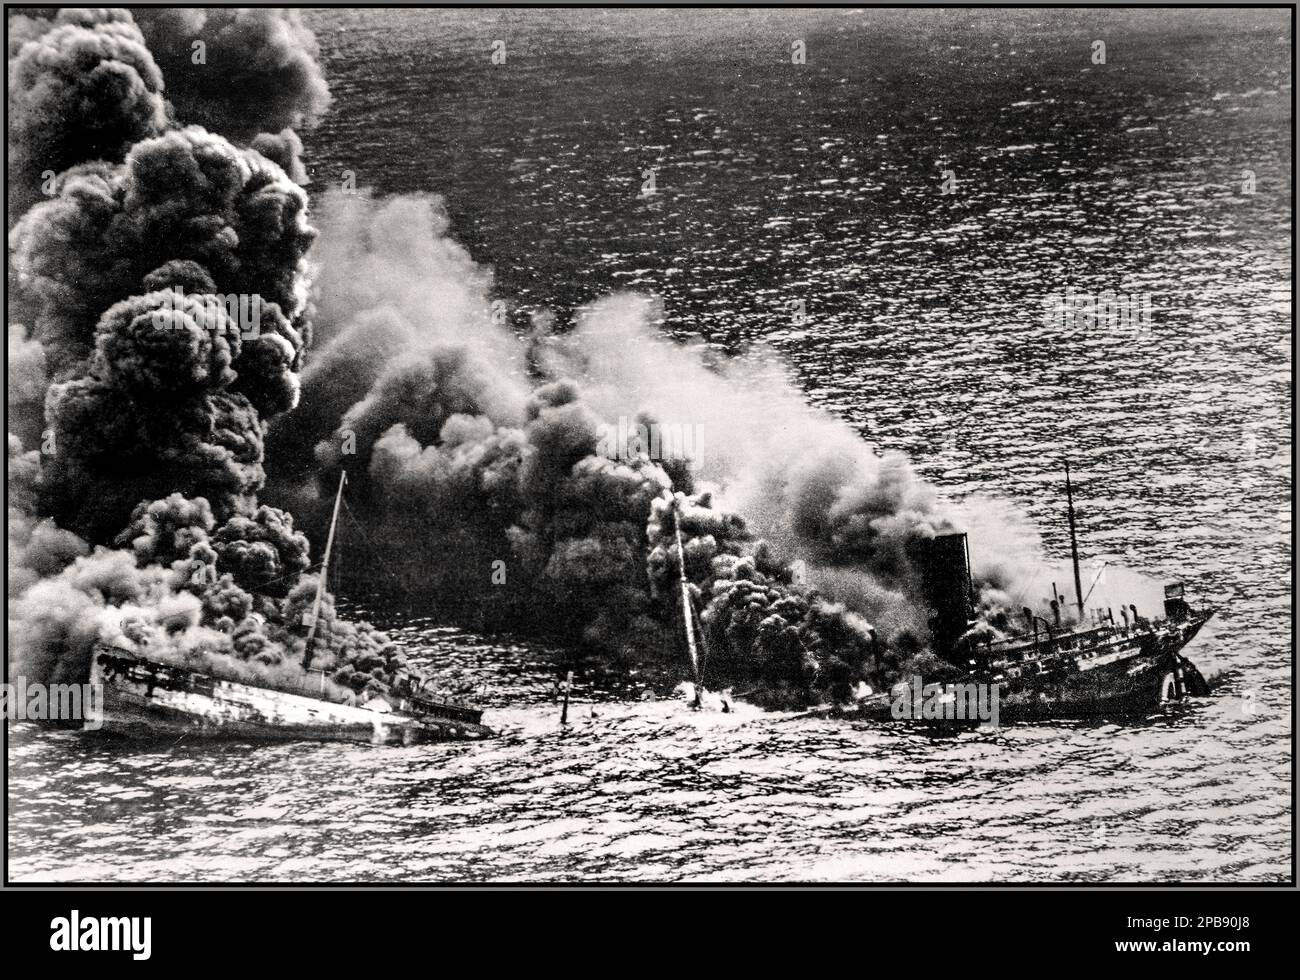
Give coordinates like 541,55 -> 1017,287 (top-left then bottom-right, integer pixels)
985,622 -> 1151,670
94,644 -> 357,705
95,644 -> 482,716
403,694 -> 483,723
984,621 -> 1135,661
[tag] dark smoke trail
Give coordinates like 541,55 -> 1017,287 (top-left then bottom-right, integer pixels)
131,7 -> 331,141
6,8 -> 167,218
261,190 -> 1065,703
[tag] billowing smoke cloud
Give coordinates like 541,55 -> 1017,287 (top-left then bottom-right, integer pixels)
5,7 -> 410,707
7,323 -> 47,446
6,7 -> 167,217
8,484 -> 405,700
35,278 -> 303,542
261,194 -> 675,657
9,124 -> 315,372
260,184 -> 1065,703
6,6 -> 326,226
133,8 -> 331,142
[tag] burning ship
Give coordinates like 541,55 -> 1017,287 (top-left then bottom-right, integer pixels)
839,462 -> 1214,723
658,459 -> 1213,723
88,474 -> 494,744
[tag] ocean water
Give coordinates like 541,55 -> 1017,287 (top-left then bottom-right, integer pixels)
7,8 -> 1292,882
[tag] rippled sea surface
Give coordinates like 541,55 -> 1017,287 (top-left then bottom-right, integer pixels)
8,8 -> 1292,882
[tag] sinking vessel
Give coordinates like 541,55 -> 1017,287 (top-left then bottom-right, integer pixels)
839,461 -> 1214,723
88,472 -> 494,744
89,646 -> 492,743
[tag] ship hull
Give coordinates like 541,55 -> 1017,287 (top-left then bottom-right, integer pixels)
837,614 -> 1212,725
90,649 -> 494,745
982,614 -> 1210,721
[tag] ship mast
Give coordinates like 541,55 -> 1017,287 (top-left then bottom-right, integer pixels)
303,470 -> 347,671
671,497 -> 704,707
1064,459 -> 1085,624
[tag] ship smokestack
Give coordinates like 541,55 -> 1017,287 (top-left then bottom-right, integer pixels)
917,532 -> 974,663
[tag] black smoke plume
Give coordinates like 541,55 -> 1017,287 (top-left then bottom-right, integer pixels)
6,7 -> 167,217
6,9 -> 403,705
261,191 -> 1061,703
132,8 -> 331,141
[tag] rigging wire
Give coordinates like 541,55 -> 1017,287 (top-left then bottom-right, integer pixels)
1081,561 -> 1111,609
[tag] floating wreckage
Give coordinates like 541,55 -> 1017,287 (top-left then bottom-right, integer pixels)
89,473 -> 494,744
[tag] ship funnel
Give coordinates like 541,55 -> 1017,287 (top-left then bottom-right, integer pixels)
917,532 -> 974,662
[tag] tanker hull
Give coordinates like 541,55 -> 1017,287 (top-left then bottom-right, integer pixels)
90,648 -> 494,745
